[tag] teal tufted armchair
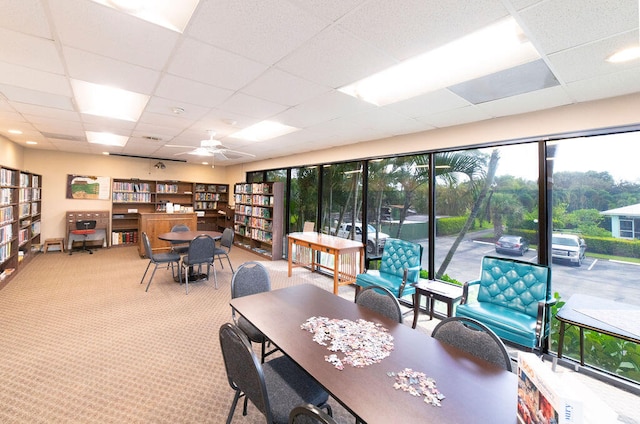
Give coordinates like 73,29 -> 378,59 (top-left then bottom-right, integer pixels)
456,256 -> 555,350
355,238 -> 423,301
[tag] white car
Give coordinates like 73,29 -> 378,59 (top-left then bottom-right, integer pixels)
552,233 -> 586,266
333,223 -> 389,254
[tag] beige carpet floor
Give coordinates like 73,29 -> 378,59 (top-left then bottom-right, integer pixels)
0,245 -> 637,423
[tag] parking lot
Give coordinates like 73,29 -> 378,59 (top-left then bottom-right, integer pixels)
422,236 -> 640,305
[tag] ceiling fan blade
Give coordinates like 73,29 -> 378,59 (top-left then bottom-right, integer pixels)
218,148 -> 256,158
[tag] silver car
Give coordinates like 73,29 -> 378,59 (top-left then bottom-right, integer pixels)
552,233 -> 586,266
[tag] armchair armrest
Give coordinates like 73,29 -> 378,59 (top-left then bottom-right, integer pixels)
460,279 -> 480,305
398,266 -> 421,297
535,297 -> 558,348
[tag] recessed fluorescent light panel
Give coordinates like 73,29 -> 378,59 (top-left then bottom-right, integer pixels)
86,131 -> 129,147
71,79 -> 149,122
90,0 -> 200,33
339,17 -> 541,106
229,121 -> 299,142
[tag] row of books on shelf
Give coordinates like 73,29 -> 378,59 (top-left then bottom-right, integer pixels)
113,182 -> 152,193
195,184 -> 227,193
194,201 -> 218,210
251,207 -> 272,218
252,195 -> 274,206
156,183 -> 180,193
0,244 -> 11,264
18,228 -> 29,245
234,183 -> 273,195
19,204 -> 30,218
19,173 -> 30,187
251,229 -> 273,243
235,205 -> 252,216
111,231 -> 138,245
19,188 -> 33,202
194,192 -> 223,201
0,206 -> 13,223
1,188 -> 11,205
0,169 -> 16,186
112,192 -> 153,203
0,224 -> 12,245
250,217 -> 272,231
234,194 -> 252,204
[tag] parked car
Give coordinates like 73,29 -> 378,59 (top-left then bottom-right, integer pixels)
552,233 -> 586,266
494,235 -> 529,256
331,222 -> 389,254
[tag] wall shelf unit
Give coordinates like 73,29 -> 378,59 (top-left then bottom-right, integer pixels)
1,167 -> 41,286
111,179 -> 229,252
233,182 -> 283,260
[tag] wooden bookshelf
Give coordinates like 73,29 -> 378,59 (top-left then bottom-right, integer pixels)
193,183 -> 230,231
233,182 -> 284,260
0,167 -> 42,286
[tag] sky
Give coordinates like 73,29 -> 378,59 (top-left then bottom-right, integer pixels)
493,131 -> 640,183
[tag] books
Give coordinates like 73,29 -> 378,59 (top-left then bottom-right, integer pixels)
517,352 -> 617,424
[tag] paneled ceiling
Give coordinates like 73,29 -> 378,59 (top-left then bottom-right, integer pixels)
1,0 -> 639,165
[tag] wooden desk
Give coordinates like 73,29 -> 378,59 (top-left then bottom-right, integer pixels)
556,294 -> 640,365
412,279 -> 463,328
287,232 -> 364,294
139,212 -> 197,255
66,210 -> 109,249
230,284 -> 517,424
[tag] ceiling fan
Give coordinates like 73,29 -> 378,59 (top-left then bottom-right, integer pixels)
168,131 -> 256,161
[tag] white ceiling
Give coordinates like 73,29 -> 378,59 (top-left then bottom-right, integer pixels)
1,0 -> 639,165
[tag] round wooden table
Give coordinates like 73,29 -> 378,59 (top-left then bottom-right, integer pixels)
157,230 -> 222,243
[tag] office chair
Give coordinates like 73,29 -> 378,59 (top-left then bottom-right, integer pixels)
69,220 -> 97,255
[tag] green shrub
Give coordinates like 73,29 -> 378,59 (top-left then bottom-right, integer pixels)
435,216 -> 471,236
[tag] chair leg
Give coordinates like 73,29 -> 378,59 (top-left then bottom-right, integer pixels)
226,255 -> 234,273
140,261 -> 152,285
212,262 -> 218,289
226,391 -> 241,424
145,264 -> 159,292
185,267 -> 189,295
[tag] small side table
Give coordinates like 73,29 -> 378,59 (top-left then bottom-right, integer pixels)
412,279 -> 463,329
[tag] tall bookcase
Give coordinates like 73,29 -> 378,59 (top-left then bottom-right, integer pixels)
193,183 -> 229,231
111,179 -> 229,247
0,167 -> 41,284
233,182 -> 284,260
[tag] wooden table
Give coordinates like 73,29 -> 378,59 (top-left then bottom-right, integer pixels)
157,230 -> 222,243
287,232 -> 364,294
412,279 -> 463,328
556,293 -> 640,365
230,284 -> 517,424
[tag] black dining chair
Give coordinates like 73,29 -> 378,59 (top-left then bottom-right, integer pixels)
355,284 -> 403,323
219,323 -> 331,424
431,316 -> 513,371
289,404 -> 337,424
230,261 -> 277,362
140,232 -> 180,292
179,234 -> 215,294
213,227 -> 235,273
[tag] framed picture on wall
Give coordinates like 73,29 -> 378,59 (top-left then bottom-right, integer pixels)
66,175 -> 110,200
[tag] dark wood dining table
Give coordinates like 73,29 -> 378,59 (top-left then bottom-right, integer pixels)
157,230 -> 222,243
230,284 -> 517,424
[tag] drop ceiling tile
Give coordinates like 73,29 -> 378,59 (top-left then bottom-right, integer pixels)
387,89 -> 471,119
63,47 -> 160,94
0,0 -> 52,38
241,68 -> 332,107
167,37 -> 268,90
11,104 -> 81,122
49,0 -> 180,70
0,63 -> 71,97
565,68 -> 640,102
0,84 -> 73,110
187,0 -> 327,64
519,0 -> 638,54
418,105 -> 493,128
475,85 -> 572,117
548,31 -> 640,83
155,75 -> 234,109
217,92 -> 288,120
144,97 -> 209,121
276,26 -> 396,88
336,0 -> 509,60
289,0 -> 368,22
0,29 -> 64,74
133,122 -> 186,139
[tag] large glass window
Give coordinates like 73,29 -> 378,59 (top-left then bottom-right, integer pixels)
290,166 -> 318,233
366,155 -> 429,259
434,144 -> 539,284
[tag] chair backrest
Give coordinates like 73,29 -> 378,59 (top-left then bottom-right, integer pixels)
142,232 -> 154,260
378,238 -> 422,281
477,256 -> 550,319
221,227 -> 234,249
186,234 -> 215,264
231,261 -> 271,299
171,224 -> 190,232
219,323 -> 272,420
303,221 -> 315,232
289,404 -> 337,424
431,316 -> 512,371
76,220 -> 97,230
355,285 -> 403,323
